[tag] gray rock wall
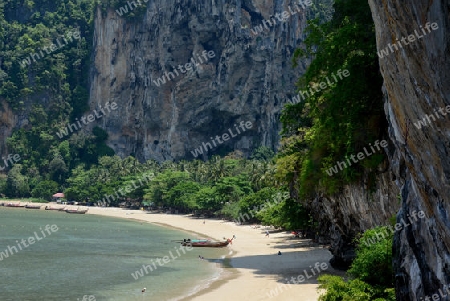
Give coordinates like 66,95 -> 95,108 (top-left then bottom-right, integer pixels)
89,0 -> 309,162
368,0 -> 450,299
311,164 -> 400,269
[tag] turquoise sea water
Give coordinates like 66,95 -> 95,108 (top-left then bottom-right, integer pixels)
0,208 -> 227,301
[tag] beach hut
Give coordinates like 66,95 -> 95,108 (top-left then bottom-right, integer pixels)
52,192 -> 65,203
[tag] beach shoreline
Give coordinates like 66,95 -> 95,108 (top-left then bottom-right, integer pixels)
86,207 -> 336,301
1,201 -> 338,300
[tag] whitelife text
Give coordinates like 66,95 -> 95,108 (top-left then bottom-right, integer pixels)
56,102 -> 118,139
377,22 -> 439,58
190,121 -> 253,158
0,224 -> 59,261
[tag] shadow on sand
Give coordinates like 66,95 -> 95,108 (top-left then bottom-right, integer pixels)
204,237 -> 345,286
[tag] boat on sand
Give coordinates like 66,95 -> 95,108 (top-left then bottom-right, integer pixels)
180,238 -> 231,248
25,204 -> 42,209
45,206 -> 63,211
65,208 -> 88,214
4,202 -> 24,207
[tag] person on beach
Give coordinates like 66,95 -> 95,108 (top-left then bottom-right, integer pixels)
265,230 -> 269,237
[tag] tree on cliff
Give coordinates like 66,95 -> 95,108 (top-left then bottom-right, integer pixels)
276,0 -> 387,198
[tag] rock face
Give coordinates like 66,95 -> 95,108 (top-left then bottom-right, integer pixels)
89,0 -> 308,162
368,1 -> 450,300
311,165 -> 400,269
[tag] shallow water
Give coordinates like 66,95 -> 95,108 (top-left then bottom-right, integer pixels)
0,208 -> 227,301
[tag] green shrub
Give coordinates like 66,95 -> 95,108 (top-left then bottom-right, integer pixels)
348,226 -> 393,287
31,180 -> 59,201
318,275 -> 375,301
318,275 -> 395,301
318,226 -> 395,301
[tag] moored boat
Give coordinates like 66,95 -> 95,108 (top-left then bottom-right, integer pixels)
45,206 -> 63,211
5,202 -> 24,207
65,208 -> 88,214
25,204 -> 42,209
181,239 -> 230,248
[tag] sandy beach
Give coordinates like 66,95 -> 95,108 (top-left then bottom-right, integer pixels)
1,201 -> 338,300
86,207 -> 338,301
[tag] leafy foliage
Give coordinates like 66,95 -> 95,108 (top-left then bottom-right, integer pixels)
250,146 -> 275,161
318,226 -> 395,301
43,153 -> 312,230
318,275 -> 395,301
31,180 -> 59,201
348,226 -> 393,287
277,0 -> 387,198
0,1 -> 114,192
6,164 -> 30,197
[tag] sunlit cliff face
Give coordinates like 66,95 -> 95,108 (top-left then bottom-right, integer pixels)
369,0 -> 450,299
89,0 -> 307,162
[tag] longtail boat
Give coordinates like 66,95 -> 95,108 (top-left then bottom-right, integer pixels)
181,239 -> 230,248
5,202 -> 24,207
45,206 -> 63,210
25,204 -> 42,209
65,208 -> 88,214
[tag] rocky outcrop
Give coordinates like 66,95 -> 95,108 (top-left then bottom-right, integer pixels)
311,164 -> 400,269
368,1 -> 450,300
89,0 -> 309,162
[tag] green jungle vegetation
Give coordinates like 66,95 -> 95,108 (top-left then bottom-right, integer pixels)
0,0 -> 113,193
1,0 -> 394,298
280,0 -> 387,199
318,227 -> 395,301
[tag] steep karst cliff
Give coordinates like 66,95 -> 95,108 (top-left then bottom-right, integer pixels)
89,0 -> 308,162
311,170 -> 400,269
368,1 -> 450,300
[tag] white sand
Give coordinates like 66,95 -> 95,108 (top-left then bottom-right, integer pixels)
84,207 -> 337,301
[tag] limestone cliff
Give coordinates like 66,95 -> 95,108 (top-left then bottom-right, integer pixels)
89,0 -> 308,162
368,1 -> 450,299
311,168 -> 401,269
